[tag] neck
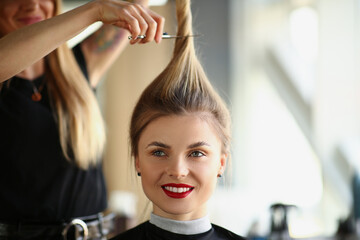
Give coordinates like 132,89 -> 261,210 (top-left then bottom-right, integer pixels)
17,59 -> 45,80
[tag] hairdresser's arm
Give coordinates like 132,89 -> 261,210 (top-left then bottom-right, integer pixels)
0,0 -> 164,83
81,0 -> 165,87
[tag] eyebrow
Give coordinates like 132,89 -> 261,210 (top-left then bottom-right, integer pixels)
146,141 -> 210,149
188,141 -> 210,149
146,141 -> 170,149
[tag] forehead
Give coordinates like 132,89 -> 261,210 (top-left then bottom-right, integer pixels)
139,114 -> 222,148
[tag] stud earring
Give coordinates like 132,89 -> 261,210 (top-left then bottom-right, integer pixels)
137,172 -> 141,177
217,174 -> 222,178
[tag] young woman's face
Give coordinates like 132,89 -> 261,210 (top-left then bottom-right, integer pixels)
0,0 -> 55,36
136,114 -> 227,221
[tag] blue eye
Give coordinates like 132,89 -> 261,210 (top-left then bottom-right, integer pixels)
190,151 -> 205,157
153,150 -> 166,157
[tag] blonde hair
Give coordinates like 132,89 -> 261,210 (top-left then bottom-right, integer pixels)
130,0 -> 231,160
1,0 -> 106,169
47,0 -> 105,169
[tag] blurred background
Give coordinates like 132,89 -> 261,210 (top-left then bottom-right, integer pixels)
64,0 -> 360,239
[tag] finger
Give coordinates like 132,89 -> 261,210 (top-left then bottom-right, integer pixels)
136,9 -> 157,43
121,9 -> 141,44
127,4 -> 148,44
149,11 -> 165,44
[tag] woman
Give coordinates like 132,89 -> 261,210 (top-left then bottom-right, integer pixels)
0,0 -> 164,239
111,0 -> 245,239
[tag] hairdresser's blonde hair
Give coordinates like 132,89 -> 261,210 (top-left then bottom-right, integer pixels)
0,0 -> 105,169
130,0 -> 231,160
46,0 -> 105,169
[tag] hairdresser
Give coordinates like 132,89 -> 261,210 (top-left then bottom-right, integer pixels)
0,0 -> 164,239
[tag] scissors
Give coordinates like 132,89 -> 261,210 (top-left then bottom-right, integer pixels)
128,32 -> 200,40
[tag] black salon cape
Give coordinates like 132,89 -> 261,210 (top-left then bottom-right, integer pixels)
111,221 -> 246,240
0,44 -> 107,222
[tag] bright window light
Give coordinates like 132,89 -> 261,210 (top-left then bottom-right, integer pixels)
289,6 -> 318,64
286,6 -> 318,106
246,71 -> 323,209
149,0 -> 168,6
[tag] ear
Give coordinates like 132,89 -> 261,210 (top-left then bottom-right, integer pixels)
135,156 -> 141,173
218,153 -> 227,176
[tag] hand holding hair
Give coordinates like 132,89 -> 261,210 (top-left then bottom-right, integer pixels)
95,0 -> 165,44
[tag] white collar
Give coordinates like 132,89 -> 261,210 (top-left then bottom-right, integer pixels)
149,213 -> 212,235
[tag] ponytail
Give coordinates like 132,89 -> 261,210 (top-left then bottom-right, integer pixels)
130,0 -> 231,160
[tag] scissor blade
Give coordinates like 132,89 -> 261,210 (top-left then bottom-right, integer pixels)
128,33 -> 200,40
161,34 -> 200,39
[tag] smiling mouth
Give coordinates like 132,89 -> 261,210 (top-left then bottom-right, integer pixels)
161,184 -> 195,199
18,17 -> 43,25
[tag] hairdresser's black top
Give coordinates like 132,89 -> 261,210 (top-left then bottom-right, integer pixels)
0,44 -> 107,223
111,221 -> 245,240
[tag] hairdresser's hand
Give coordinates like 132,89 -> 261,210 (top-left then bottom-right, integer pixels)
133,0 -> 150,7
95,0 -> 164,44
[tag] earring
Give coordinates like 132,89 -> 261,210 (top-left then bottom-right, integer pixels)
217,174 -> 222,178
137,172 -> 141,177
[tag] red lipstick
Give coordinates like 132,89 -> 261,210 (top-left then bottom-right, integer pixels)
161,183 -> 194,199
18,16 -> 43,25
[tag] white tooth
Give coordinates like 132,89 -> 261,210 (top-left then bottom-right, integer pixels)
164,186 -> 194,193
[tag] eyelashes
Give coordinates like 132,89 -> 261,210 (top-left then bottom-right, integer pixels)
189,150 -> 205,157
150,149 -> 206,158
152,150 -> 166,157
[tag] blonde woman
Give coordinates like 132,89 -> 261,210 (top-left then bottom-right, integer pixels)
0,0 -> 164,239
111,0 -> 244,239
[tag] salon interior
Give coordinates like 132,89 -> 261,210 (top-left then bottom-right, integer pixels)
64,0 -> 360,239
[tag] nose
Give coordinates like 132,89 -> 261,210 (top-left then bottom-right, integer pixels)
21,0 -> 40,11
165,156 -> 189,179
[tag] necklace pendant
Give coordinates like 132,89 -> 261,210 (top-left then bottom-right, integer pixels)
31,92 -> 42,101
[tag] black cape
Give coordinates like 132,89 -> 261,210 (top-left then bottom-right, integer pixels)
111,221 -> 246,240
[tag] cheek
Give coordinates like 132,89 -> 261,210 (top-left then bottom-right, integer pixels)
144,164 -> 163,179
140,166 -> 162,199
194,159 -> 221,188
139,160 -> 162,182
196,168 -> 218,202
43,1 -> 56,18
0,8 -> 16,36
0,5 -> 14,20
193,167 -> 217,194
195,159 -> 220,178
